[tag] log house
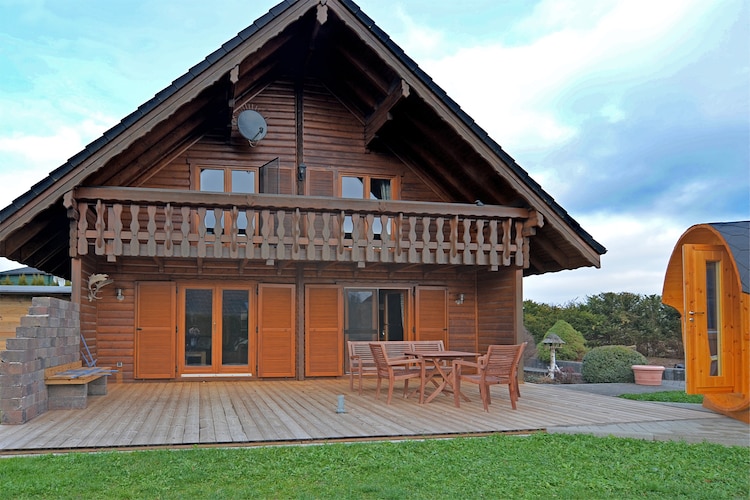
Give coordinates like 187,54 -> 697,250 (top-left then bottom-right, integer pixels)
0,0 -> 605,382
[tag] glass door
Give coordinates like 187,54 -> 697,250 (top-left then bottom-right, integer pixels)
185,288 -> 213,368
181,285 -> 253,375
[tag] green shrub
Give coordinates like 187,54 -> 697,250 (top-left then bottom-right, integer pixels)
582,345 -> 647,383
536,320 -> 588,362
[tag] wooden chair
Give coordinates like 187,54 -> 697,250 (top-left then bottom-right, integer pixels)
452,342 -> 527,411
369,343 -> 425,404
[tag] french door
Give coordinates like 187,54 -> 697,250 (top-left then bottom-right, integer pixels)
180,285 -> 253,376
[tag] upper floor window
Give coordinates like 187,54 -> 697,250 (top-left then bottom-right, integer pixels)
340,175 -> 398,236
197,167 -> 257,233
341,176 -> 393,201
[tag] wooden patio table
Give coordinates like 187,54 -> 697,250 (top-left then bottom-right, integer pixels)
405,350 -> 478,404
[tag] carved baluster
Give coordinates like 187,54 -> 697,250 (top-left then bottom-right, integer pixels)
229,206 -> 239,258
502,219 -> 511,266
164,204 -> 173,257
365,214 -> 375,262
489,220 -> 499,269
260,210 -> 271,260
337,211 -> 346,260
380,215 -> 391,263
112,204 -> 123,256
129,204 -> 140,256
449,215 -> 459,264
213,208 -> 223,258
276,210 -> 286,260
95,200 -> 105,255
515,220 -> 525,267
197,207 -> 207,258
78,202 -> 89,255
322,213 -> 331,261
350,213 -> 361,263
395,213 -> 404,262
147,205 -> 157,256
246,209 -> 256,259
408,216 -> 417,263
291,209 -> 301,260
180,206 -> 191,257
306,212 -> 316,261
475,219 -> 485,265
462,218 -> 472,265
421,216 -> 431,263
435,217 -> 445,264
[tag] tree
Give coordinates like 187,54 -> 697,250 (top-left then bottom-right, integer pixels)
536,320 -> 588,362
523,292 -> 682,358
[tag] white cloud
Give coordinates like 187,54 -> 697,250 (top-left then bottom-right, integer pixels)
415,0 -> 712,155
524,213 -> 687,304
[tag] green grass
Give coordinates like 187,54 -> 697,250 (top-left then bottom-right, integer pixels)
1,434 -> 747,499
619,391 -> 704,404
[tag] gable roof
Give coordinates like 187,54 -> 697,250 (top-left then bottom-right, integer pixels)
0,0 -> 605,279
710,221 -> 749,294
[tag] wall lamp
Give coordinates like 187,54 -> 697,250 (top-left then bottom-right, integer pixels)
455,293 -> 465,305
297,163 -> 307,181
115,288 -> 125,301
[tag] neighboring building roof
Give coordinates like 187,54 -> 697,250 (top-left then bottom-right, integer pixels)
710,221 -> 750,294
0,267 -> 48,277
0,0 -> 605,278
0,286 -> 71,295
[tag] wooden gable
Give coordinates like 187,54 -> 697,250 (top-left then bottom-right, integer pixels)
0,0 -> 605,279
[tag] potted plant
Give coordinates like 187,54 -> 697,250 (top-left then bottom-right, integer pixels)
631,364 -> 665,385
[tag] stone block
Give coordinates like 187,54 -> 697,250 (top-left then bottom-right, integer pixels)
20,315 -> 51,328
5,338 -> 41,350
0,349 -> 36,363
47,385 -> 88,410
88,376 -> 108,395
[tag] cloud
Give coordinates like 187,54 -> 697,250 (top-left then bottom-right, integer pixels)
524,213 -> 685,304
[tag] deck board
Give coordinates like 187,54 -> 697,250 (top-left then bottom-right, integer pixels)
0,378 -> 725,452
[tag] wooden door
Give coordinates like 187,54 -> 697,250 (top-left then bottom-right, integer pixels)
135,281 -> 176,379
305,286 -> 343,376
258,284 -> 295,377
683,244 -> 733,393
415,287 -> 448,345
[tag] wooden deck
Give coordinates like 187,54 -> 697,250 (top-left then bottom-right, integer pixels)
0,379 -> 723,453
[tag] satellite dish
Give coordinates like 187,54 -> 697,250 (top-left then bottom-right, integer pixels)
237,109 -> 267,146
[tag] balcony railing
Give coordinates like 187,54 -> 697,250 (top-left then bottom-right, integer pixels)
65,187 -> 543,270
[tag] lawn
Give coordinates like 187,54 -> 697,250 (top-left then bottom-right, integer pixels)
619,391 -> 704,404
1,433 -> 747,499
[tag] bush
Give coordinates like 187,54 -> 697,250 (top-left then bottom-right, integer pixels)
582,346 -> 647,383
536,320 -> 588,363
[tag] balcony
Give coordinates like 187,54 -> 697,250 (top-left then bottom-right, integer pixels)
65,187 -> 543,270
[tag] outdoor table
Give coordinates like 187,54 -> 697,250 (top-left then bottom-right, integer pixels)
405,350 -> 478,404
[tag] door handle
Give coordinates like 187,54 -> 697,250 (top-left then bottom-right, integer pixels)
688,311 -> 704,315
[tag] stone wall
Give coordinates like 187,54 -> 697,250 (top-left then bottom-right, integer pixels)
0,297 -> 80,424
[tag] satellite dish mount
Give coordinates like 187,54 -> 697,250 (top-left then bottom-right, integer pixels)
237,109 -> 268,147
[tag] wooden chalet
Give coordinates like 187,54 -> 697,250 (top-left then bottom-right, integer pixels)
662,221 -> 749,423
0,0 -> 604,382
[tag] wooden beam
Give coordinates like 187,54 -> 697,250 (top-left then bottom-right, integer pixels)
365,79 -> 409,145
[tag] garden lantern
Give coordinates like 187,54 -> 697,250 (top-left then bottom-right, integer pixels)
543,334 -> 565,380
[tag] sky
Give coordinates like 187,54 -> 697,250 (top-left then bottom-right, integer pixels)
0,0 -> 748,305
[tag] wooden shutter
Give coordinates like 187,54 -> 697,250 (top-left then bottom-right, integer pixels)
308,169 -> 334,197
135,281 -> 176,379
258,284 -> 295,377
305,286 -> 343,376
415,287 -> 448,345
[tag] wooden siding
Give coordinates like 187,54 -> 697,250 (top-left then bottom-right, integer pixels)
476,268 -> 520,350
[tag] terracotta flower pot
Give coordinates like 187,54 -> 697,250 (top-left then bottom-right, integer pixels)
632,365 -> 665,386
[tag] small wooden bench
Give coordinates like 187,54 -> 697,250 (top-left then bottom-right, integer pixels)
348,340 -> 445,395
45,361 -> 116,410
